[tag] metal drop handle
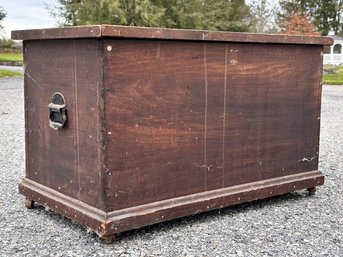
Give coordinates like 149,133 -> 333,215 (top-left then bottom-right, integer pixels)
48,92 -> 67,130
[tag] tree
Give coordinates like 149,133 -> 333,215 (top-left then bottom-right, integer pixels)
170,0 -> 250,31
76,0 -> 167,27
47,0 -> 81,26
0,6 -> 6,29
278,0 -> 343,35
283,9 -> 320,35
48,0 -> 251,32
199,0 -> 250,31
48,0 -> 192,27
160,0 -> 202,29
248,0 -> 280,33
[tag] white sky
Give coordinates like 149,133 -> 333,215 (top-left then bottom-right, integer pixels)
0,0 -> 60,38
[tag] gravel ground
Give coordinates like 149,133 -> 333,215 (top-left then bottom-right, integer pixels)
0,77 -> 342,257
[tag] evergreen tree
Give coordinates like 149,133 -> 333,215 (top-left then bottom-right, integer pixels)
49,0 -> 251,32
77,0 -> 167,27
160,0 -> 203,29
200,0 -> 250,32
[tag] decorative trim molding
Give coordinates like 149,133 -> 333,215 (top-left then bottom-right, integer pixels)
19,170 -> 324,236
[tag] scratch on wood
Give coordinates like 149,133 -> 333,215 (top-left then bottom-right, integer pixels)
26,72 -> 43,91
298,156 -> 317,162
203,44 -> 208,190
73,40 -> 81,196
195,162 -> 215,171
58,183 -> 68,190
222,45 -> 228,187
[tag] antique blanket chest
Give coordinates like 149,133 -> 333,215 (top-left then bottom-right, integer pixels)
12,25 -> 332,243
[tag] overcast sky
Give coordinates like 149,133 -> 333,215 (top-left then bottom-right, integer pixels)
0,0 -> 60,38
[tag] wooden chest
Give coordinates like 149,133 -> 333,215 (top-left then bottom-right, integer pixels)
12,25 -> 332,243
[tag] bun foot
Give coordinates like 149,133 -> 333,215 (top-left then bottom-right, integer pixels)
25,198 -> 35,209
307,187 -> 316,196
102,235 -> 115,244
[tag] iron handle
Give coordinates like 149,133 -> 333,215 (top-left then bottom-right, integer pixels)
48,92 -> 67,130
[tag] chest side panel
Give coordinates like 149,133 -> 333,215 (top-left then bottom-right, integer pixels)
24,39 -> 104,209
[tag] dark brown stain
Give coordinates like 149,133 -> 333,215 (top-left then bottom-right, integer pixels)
15,25 -> 328,241
103,40 -> 322,211
23,39 -> 105,210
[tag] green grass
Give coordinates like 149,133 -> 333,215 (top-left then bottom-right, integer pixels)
0,52 -> 23,62
0,69 -> 22,77
323,66 -> 343,85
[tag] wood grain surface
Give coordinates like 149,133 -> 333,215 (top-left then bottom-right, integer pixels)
103,39 -> 323,211
24,39 -> 105,209
19,32 -> 326,238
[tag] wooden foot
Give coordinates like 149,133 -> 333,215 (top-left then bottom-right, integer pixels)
24,198 -> 35,209
307,187 -> 316,196
102,235 -> 115,244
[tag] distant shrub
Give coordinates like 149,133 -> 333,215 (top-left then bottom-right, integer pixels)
0,38 -> 22,53
323,65 -> 340,75
0,38 -> 15,48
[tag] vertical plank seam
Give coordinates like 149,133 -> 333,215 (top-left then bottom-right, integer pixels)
99,40 -> 108,212
317,79 -> 321,160
222,45 -> 228,188
23,42 -> 30,178
316,52 -> 323,167
203,44 -> 208,191
296,78 -> 300,173
73,40 -> 81,196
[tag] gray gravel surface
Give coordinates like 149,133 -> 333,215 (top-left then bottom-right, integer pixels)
0,77 -> 342,257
